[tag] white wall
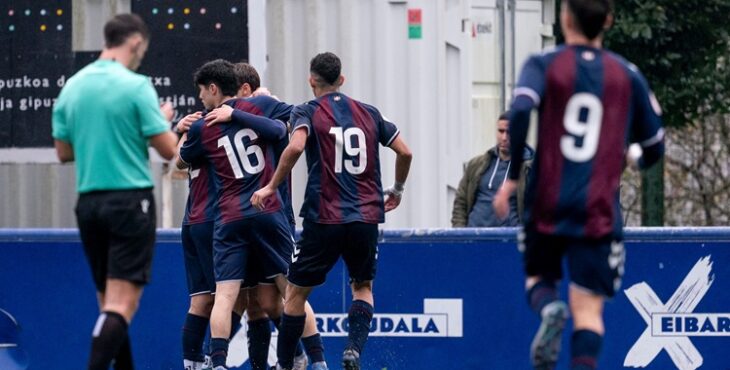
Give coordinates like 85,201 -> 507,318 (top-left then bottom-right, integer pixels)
0,0 -> 552,228
261,0 -> 473,228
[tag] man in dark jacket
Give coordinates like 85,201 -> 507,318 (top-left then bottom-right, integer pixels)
451,111 -> 533,227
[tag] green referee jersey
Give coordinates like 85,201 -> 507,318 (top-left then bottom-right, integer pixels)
52,59 -> 170,193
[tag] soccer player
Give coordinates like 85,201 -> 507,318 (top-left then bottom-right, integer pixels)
251,52 -> 413,370
177,59 -> 324,370
179,61 -> 325,370
177,64 -> 296,370
493,1 -> 665,369
231,62 -> 328,370
51,14 -> 178,369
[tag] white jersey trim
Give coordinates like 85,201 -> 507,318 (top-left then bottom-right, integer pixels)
513,87 -> 541,105
640,128 -> 665,148
189,290 -> 212,297
293,124 -> 310,136
386,129 -> 401,147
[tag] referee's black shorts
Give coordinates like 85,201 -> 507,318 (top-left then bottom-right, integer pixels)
75,188 -> 156,292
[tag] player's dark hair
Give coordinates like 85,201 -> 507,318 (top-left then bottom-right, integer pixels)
104,13 -> 149,48
498,110 -> 511,122
566,0 -> 613,40
234,62 -> 261,92
194,59 -> 240,97
310,52 -> 342,86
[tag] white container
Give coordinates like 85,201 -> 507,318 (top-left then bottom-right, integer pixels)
254,0 -> 553,228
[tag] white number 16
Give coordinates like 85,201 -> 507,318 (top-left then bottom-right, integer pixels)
560,93 -> 603,162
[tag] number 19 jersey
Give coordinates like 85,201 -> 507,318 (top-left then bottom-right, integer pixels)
513,45 -> 663,239
291,92 -> 400,224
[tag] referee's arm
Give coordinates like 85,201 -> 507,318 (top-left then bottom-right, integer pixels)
54,140 -> 74,163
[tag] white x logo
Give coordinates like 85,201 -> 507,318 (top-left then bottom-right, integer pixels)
624,256 -> 714,370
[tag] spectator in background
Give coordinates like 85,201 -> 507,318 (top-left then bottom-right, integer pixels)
451,111 -> 533,227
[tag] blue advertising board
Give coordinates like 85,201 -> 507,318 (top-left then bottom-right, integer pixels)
0,228 -> 729,369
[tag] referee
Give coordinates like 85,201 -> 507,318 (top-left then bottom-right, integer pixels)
51,14 -> 177,369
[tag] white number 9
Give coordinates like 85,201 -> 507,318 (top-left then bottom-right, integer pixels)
560,93 -> 603,162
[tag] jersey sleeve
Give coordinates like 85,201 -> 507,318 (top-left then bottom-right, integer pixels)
513,55 -> 546,106
629,69 -> 664,147
230,110 -> 287,141
179,120 -> 206,165
51,90 -> 70,142
135,79 -> 170,137
290,104 -> 314,136
249,95 -> 294,122
270,100 -> 294,122
378,114 -> 400,146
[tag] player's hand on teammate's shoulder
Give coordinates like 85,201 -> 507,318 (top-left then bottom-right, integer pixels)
251,185 -> 275,211
175,111 -> 203,133
205,105 -> 234,127
160,102 -> 175,122
252,86 -> 279,101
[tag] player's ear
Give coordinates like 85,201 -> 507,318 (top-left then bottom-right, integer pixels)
603,13 -> 614,31
336,75 -> 345,87
128,34 -> 142,53
308,76 -> 316,89
239,83 -> 251,97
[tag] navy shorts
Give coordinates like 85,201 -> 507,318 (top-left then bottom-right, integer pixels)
288,220 -> 379,288
213,211 -> 294,283
242,246 -> 277,289
520,226 -> 625,297
181,222 -> 216,296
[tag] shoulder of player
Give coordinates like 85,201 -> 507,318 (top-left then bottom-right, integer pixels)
348,99 -> 385,122
187,117 -> 207,136
528,45 -> 566,65
293,101 -> 318,115
231,97 -> 257,110
603,50 -> 645,78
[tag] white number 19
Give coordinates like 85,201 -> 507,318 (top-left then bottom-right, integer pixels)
329,127 -> 367,174
560,93 -> 603,162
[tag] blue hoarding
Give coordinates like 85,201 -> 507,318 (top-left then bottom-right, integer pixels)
0,228 -> 729,369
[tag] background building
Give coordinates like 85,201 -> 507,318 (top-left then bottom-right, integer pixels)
0,0 -> 554,228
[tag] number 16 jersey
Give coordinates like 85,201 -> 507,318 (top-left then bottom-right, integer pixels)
513,45 -> 663,239
291,92 -> 400,224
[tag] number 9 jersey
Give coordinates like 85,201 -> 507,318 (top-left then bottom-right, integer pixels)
511,45 -> 664,239
291,92 -> 400,224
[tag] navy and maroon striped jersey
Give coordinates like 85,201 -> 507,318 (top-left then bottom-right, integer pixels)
291,92 -> 400,224
181,97 -> 291,225
182,161 -> 217,225
511,45 -> 664,239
